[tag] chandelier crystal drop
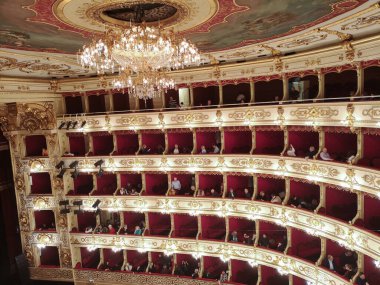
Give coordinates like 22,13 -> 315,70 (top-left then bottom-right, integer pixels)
79,24 -> 201,100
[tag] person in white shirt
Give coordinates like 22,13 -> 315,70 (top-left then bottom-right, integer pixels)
173,144 -> 180,154
85,226 -> 93,233
270,194 -> 282,204
286,144 -> 296,157
171,177 -> 181,191
200,145 -> 207,154
320,147 -> 333,161
212,144 -> 220,154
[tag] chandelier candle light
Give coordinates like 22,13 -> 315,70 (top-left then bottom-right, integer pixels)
79,24 -> 201,100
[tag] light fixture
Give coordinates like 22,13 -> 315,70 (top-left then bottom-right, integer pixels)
79,22 -> 200,101
69,161 -> 79,169
92,199 -> 101,208
58,121 -> 66,129
66,121 -> 72,130
94,160 -> 104,167
56,161 -> 65,169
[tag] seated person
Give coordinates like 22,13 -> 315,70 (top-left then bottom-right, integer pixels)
243,233 -> 254,245
289,196 -> 300,207
190,185 -> 196,194
257,191 -> 268,201
210,188 -> 219,197
120,224 -> 128,234
244,188 -> 251,199
343,264 -> 356,279
173,144 -> 180,154
108,224 -> 116,234
320,147 -> 333,161
227,188 -> 235,199
168,96 -> 178,108
259,234 -> 269,247
305,146 -> 317,159
197,188 -> 205,197
286,144 -> 296,157
130,188 -> 138,195
356,272 -> 370,285
171,177 -> 181,192
229,231 -> 238,242
219,271 -> 228,282
270,193 -> 282,204
191,268 -> 199,279
200,145 -> 207,154
140,144 -> 151,154
85,226 -> 93,234
134,225 -> 142,235
212,144 -> 220,154
322,255 -> 337,272
119,188 -> 126,195
156,144 -> 165,154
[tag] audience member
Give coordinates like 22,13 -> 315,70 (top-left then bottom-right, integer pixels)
340,250 -> 358,267
122,262 -> 132,271
140,144 -> 151,154
207,100 -> 212,106
210,188 -> 219,197
229,231 -> 238,242
212,144 -> 220,154
219,271 -> 228,283
85,226 -> 93,234
128,188 -> 137,195
343,264 -> 355,279
168,96 -> 178,108
227,188 -> 235,199
270,193 -> 282,204
197,188 -> 205,197
259,234 -> 269,247
192,268 -> 199,279
323,255 -> 337,272
289,196 -> 300,207
171,177 -> 181,192
287,144 -> 296,156
200,145 -> 207,154
356,272 -> 370,285
42,148 -> 49,156
173,144 -> 180,154
244,188 -> 251,199
156,144 -> 165,154
108,224 -> 116,234
134,226 -> 142,235
243,233 -> 254,245
120,224 -> 128,234
258,191 -> 268,201
305,146 -> 317,159
320,147 -> 334,161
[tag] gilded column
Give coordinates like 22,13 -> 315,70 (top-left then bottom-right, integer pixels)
315,69 -> 325,101
355,63 -> 364,97
250,79 -> 255,104
282,75 -> 289,101
218,82 -> 223,106
189,86 -> 194,107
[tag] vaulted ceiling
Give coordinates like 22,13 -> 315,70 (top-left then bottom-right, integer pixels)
0,0 -> 379,79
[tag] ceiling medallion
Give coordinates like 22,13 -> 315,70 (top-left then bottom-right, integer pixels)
79,18 -> 201,100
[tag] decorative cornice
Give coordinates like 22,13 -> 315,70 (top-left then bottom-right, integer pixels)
54,101 -> 380,132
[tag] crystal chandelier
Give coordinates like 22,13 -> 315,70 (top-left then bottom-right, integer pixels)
79,24 -> 200,100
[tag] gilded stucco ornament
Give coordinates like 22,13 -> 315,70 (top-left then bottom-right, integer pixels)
19,103 -> 56,132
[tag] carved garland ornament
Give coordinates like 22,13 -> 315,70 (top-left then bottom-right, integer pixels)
290,107 -> 339,120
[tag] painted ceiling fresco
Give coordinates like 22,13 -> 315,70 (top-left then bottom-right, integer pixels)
187,0 -> 344,51
0,0 -> 367,53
